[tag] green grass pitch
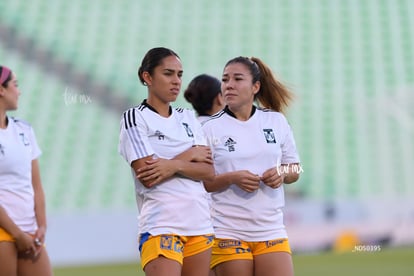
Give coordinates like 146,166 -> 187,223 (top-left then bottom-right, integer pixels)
53,246 -> 414,276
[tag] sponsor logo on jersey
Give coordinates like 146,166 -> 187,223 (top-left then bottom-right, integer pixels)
224,137 -> 236,152
263,129 -> 276,143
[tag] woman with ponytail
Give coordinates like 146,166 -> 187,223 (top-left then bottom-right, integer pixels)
202,57 -> 302,276
118,48 -> 215,276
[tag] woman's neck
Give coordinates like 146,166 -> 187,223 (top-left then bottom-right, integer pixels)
0,110 -> 8,129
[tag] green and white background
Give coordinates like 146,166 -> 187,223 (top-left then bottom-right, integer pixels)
1,0 -> 413,267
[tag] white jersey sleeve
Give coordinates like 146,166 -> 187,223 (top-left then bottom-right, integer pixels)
279,115 -> 300,164
28,125 -> 41,160
118,107 -> 155,164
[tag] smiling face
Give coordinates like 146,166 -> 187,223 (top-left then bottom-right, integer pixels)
143,55 -> 183,105
221,62 -> 260,111
0,73 -> 20,111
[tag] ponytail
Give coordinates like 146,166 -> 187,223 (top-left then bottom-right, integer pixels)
250,57 -> 294,114
224,57 -> 294,114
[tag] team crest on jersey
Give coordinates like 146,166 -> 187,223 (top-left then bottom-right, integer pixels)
224,137 -> 237,152
0,144 -> 4,156
182,123 -> 194,137
263,129 -> 276,143
19,133 -> 30,146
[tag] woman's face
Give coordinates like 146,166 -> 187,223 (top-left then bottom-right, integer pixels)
0,73 -> 20,111
145,55 -> 183,104
221,62 -> 259,109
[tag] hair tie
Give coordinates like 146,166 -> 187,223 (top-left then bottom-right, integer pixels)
0,66 -> 12,85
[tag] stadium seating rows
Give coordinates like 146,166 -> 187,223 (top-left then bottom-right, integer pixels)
0,0 -> 413,212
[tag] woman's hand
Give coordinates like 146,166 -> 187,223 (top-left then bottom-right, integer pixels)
14,231 -> 36,255
32,226 -> 47,256
261,167 -> 285,189
232,170 -> 261,193
175,145 -> 213,164
136,158 -> 177,188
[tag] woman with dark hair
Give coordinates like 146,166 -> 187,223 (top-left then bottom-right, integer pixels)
0,65 -> 53,276
118,47 -> 215,276
184,74 -> 224,122
202,57 -> 302,276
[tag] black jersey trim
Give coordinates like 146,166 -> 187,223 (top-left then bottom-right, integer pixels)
223,105 -> 256,118
142,99 -> 172,115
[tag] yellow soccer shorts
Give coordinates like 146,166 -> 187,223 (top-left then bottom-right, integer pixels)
0,227 -> 14,242
211,237 -> 291,268
139,233 -> 214,269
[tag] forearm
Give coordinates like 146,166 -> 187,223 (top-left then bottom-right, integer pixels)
174,160 -> 215,182
203,172 -> 235,192
34,189 -> 47,229
32,159 -> 47,229
173,147 -> 194,162
173,145 -> 212,163
281,163 -> 302,184
172,145 -> 214,181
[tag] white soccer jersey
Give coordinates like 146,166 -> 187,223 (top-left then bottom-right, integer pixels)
0,117 -> 41,233
118,100 -> 213,236
202,106 -> 300,241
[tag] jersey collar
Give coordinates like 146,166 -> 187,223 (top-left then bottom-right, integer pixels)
224,105 -> 256,119
141,99 -> 172,115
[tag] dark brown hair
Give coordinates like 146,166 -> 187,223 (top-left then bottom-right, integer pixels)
184,74 -> 221,116
137,47 -> 180,86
